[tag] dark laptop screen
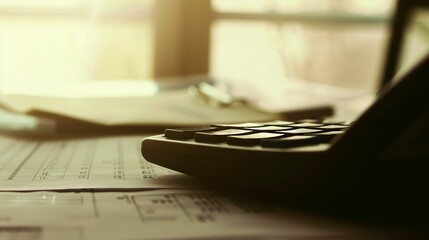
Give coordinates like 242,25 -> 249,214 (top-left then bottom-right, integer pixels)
381,0 -> 429,89
395,8 -> 429,80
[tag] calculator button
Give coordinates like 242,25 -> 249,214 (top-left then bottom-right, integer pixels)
315,125 -> 349,130
195,129 -> 252,143
308,131 -> 345,141
261,135 -> 324,148
289,122 -> 324,128
320,120 -> 341,124
227,132 -> 284,146
263,121 -> 295,126
279,128 -> 323,134
322,120 -> 352,125
165,127 -> 216,140
211,123 -> 264,129
246,126 -> 292,132
295,119 -> 322,123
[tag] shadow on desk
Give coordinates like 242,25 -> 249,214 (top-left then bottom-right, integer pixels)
207,170 -> 428,237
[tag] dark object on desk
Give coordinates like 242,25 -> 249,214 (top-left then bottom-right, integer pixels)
142,0 -> 429,227
142,53 -> 429,227
142,55 -> 429,187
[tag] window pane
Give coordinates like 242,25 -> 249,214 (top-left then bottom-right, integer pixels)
210,0 -> 394,91
396,9 -> 429,79
0,0 -> 154,9
212,0 -> 395,15
274,0 -> 395,15
212,0 -> 269,13
210,20 -> 388,91
0,0 -> 154,91
0,0 -> 86,8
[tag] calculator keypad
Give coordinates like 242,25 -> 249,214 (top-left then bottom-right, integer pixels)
246,126 -> 292,132
164,120 -> 349,148
261,135 -> 325,148
227,132 -> 284,146
165,127 -> 217,140
279,128 -> 323,135
195,129 -> 252,143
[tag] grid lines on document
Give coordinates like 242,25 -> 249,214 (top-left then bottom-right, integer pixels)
132,193 -> 229,223
0,137 -> 158,182
138,153 -> 158,180
0,140 -> 20,172
32,140 -> 93,181
33,141 -> 79,181
0,139 -> 40,181
89,138 -> 158,180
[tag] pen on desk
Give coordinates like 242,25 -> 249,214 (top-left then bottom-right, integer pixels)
188,82 -> 334,120
188,82 -> 245,108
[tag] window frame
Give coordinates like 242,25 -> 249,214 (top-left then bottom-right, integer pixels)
153,0 -> 212,78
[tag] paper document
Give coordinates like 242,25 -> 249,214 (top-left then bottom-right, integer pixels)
0,189 -> 397,240
0,80 -> 278,127
227,77 -> 367,113
0,135 -> 201,191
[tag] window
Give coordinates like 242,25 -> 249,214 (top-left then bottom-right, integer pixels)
0,0 -> 397,93
210,0 -> 396,91
0,0 -> 155,89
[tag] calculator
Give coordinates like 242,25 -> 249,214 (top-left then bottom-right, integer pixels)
141,55 -> 429,194
141,119 -> 354,193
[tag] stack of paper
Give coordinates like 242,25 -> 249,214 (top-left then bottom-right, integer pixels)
0,79 -> 279,133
